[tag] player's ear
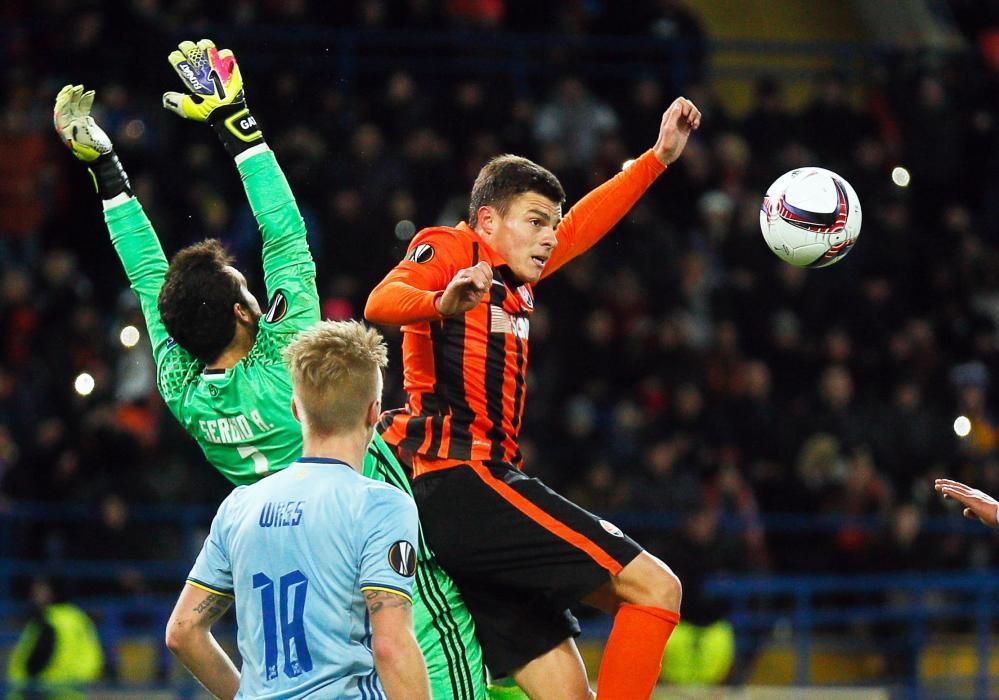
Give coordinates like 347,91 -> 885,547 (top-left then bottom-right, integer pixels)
476,206 -> 495,236
366,398 -> 381,429
291,397 -> 301,423
234,302 -> 251,323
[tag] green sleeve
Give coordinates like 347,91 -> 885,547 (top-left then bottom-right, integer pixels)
104,198 -> 175,367
238,149 -> 320,336
105,197 -> 200,415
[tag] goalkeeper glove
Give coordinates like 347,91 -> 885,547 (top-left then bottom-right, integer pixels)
53,84 -> 133,199
162,39 -> 264,158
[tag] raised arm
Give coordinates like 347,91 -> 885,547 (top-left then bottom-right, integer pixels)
53,85 -> 177,367
541,96 -> 701,279
162,39 -> 318,334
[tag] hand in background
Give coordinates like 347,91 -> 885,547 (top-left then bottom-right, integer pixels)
935,478 -> 999,528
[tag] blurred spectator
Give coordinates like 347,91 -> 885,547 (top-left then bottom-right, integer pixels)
0,268 -> 39,373
634,438 -> 703,514
0,90 -> 50,268
656,509 -> 742,686
603,0 -> 708,86
72,494 -> 162,597
829,447 -> 893,570
876,380 -> 947,493
741,77 -> 797,168
533,77 -> 619,168
904,73 -> 964,207
378,71 -> 436,141
446,0 -> 504,28
952,361 -> 999,461
808,364 -> 872,453
798,72 -> 874,170
6,578 -> 103,697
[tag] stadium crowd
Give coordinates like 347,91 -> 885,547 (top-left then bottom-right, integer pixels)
2,0 -> 999,622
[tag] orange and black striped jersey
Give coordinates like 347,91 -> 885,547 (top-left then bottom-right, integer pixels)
366,149 -> 667,476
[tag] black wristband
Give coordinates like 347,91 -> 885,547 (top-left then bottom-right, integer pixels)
208,102 -> 264,158
88,151 -> 133,199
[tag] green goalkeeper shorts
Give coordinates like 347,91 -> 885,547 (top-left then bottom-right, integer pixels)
414,556 -> 488,699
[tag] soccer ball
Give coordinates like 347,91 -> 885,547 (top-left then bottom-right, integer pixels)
759,167 -> 862,268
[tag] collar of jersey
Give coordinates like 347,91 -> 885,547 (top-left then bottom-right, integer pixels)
202,367 -> 229,379
456,221 -> 534,294
457,221 -> 513,268
296,457 -> 352,467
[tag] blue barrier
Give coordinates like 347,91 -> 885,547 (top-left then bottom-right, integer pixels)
4,502 -> 996,695
705,571 -> 999,698
4,572 -> 996,697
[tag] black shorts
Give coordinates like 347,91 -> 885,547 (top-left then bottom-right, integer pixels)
411,461 -> 643,677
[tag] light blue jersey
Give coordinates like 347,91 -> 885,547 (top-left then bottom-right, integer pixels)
188,457 -> 420,700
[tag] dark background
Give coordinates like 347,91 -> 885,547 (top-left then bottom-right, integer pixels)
2,0 -> 999,688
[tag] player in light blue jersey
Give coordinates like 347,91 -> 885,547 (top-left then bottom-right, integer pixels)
165,321 -> 430,700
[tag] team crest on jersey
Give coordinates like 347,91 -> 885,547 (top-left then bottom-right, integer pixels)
406,244 -> 435,264
517,286 -> 534,308
388,540 -> 417,577
599,519 -> 623,537
265,290 -> 288,324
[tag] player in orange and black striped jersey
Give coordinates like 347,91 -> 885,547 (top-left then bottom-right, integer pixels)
366,97 -> 701,699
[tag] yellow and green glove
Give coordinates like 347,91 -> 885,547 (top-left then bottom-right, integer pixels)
162,38 -> 264,158
53,84 -> 132,199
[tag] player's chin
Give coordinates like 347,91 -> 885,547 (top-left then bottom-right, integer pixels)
518,265 -> 544,285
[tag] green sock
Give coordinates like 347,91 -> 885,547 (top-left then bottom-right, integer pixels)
487,677 -> 530,699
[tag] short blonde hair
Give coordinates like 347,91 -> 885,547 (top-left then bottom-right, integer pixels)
283,321 -> 388,435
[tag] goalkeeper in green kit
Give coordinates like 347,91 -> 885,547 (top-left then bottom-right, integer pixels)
54,39 -> 523,700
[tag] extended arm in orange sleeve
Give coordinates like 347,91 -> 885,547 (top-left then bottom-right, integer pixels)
365,233 -> 458,326
365,273 -> 444,326
541,149 -> 666,280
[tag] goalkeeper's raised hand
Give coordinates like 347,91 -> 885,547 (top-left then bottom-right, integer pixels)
54,84 -> 132,199
162,39 -> 264,158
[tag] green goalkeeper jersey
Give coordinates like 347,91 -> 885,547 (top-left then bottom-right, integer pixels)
106,150 -> 314,485
105,149 -> 487,699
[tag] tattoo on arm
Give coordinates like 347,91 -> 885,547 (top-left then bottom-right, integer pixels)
364,589 -> 412,616
193,592 -> 233,623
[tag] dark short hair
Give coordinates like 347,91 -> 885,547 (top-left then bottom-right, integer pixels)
157,239 -> 242,363
468,155 -> 566,228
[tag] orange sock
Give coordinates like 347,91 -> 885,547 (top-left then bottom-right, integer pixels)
596,603 -> 680,700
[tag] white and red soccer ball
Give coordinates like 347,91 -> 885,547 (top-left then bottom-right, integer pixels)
759,167 -> 862,268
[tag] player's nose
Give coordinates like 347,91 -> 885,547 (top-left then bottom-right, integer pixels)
541,228 -> 558,249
